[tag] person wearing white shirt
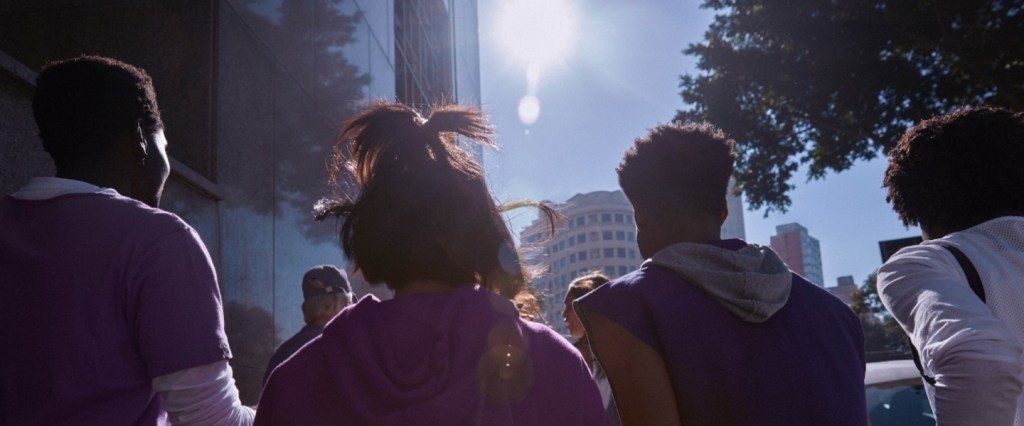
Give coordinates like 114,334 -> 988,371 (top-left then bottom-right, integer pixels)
878,106 -> 1024,426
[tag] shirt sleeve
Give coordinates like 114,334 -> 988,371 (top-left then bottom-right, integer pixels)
153,360 -> 254,426
878,244 -> 1023,425
126,225 -> 232,378
575,273 -> 659,352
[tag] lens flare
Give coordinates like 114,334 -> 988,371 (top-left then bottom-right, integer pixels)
518,95 -> 541,125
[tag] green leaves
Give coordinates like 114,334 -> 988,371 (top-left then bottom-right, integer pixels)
678,0 -> 1024,213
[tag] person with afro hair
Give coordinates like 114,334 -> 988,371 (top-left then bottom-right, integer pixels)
878,106 -> 1024,425
573,121 -> 866,425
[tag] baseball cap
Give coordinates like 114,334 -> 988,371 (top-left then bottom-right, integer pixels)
302,265 -> 352,300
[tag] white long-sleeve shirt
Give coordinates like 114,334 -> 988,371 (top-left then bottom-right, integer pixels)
879,216 -> 1024,426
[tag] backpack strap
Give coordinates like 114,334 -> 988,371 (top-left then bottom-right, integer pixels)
910,242 -> 985,385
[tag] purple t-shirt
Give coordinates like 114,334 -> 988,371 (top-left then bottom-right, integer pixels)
256,285 -> 610,426
0,192 -> 232,425
576,240 -> 866,425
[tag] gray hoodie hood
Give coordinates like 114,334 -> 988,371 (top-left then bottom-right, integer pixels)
649,241 -> 792,322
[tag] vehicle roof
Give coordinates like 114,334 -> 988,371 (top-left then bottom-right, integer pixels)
865,359 -> 921,385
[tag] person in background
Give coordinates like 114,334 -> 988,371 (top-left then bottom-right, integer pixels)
262,264 -> 353,386
574,122 -> 866,425
254,102 -> 608,425
564,272 -> 621,426
0,55 -> 252,425
878,106 -> 1024,425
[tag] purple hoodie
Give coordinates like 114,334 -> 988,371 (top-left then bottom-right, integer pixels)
256,285 -> 609,425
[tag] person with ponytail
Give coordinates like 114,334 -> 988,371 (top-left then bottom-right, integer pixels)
255,102 -> 608,425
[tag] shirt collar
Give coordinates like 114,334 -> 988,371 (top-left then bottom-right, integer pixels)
10,177 -> 119,200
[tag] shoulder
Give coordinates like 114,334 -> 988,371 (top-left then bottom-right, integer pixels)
877,241 -> 960,293
77,193 -> 196,241
576,263 -> 679,312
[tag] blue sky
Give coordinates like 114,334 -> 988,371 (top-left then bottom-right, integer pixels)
477,0 -> 920,288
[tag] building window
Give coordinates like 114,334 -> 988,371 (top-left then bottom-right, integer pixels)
627,231 -> 635,242
579,251 -> 588,261
628,249 -> 636,259
570,253 -> 577,263
558,241 -> 566,251
602,231 -> 613,240
568,236 -> 576,246
617,248 -> 627,258
626,214 -> 634,225
589,231 -> 599,241
615,214 -> 624,223
577,233 -> 586,243
601,213 -> 612,222
575,217 -> 585,227
604,248 -> 614,258
570,270 -> 578,279
604,266 -> 616,276
590,248 -> 601,259
588,214 -> 598,223
618,265 -> 629,275
616,231 -> 626,240
395,0 -> 454,106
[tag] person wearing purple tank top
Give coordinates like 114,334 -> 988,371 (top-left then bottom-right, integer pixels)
574,122 -> 866,425
255,102 -> 608,425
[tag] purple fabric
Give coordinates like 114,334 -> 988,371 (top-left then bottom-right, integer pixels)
0,193 -> 231,425
576,239 -> 866,425
256,286 -> 610,426
263,325 -> 324,386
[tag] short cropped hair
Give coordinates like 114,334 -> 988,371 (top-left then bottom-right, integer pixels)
301,293 -> 349,325
618,122 -> 737,218
884,106 -> 1024,232
33,55 -> 163,168
566,272 -> 609,301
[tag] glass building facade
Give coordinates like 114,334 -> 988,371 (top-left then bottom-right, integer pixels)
0,0 -> 481,403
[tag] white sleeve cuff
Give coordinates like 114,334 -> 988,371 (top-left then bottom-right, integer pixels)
152,360 -> 255,426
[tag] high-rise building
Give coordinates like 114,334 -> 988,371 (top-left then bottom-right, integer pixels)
0,0 -> 481,403
829,275 -> 858,305
769,222 -> 824,286
722,179 -> 746,240
520,191 -> 642,333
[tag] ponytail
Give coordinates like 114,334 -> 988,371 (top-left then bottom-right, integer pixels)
315,102 -> 543,299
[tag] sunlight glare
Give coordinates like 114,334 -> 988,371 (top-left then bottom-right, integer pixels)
496,0 -> 579,67
518,95 -> 541,125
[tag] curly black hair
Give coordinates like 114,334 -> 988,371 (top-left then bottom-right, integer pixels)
618,122 -> 738,219
884,106 -> 1024,233
33,55 -> 163,169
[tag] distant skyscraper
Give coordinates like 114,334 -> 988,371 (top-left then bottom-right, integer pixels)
770,222 -> 824,286
520,190 -> 642,334
721,179 -> 746,240
828,275 -> 858,305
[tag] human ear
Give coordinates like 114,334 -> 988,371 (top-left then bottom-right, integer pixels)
134,122 -> 149,160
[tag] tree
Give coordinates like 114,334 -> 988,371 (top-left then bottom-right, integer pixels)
849,272 -> 910,361
677,0 -> 1024,213
239,0 -> 371,244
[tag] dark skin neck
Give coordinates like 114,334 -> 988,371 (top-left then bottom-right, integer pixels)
392,279 -> 460,298
55,154 -> 134,196
53,129 -> 147,203
635,203 -> 728,259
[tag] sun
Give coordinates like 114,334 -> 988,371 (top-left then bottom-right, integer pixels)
495,0 -> 579,68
